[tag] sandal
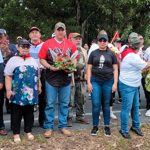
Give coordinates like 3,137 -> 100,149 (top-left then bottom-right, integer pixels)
27,133 -> 34,140
13,134 -> 21,143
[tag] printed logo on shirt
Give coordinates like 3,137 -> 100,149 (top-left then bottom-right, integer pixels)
99,55 -> 105,69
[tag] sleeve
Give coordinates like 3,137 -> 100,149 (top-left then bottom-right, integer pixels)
88,51 -> 93,65
4,58 -> 16,76
0,63 -> 4,83
38,42 -> 49,59
144,47 -> 150,61
112,52 -> 118,64
128,53 -> 147,70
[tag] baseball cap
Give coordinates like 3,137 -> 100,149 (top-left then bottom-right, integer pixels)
128,32 -> 140,47
55,22 -> 66,30
0,29 -> 7,35
72,33 -> 82,38
29,26 -> 40,33
18,38 -> 30,47
97,34 -> 108,41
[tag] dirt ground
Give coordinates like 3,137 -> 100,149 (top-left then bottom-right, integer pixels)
0,124 -> 150,150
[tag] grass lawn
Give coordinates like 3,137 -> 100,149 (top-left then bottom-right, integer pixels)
0,124 -> 150,150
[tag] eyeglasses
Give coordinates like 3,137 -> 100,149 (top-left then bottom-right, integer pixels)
99,39 -> 107,43
57,28 -> 65,31
20,45 -> 30,49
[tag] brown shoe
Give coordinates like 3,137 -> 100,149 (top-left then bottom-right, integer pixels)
44,130 -> 53,138
61,128 -> 72,137
0,129 -> 7,136
67,117 -> 73,127
76,117 -> 89,124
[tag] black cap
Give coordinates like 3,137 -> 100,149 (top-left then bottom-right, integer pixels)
18,38 -> 30,46
29,26 -> 40,33
97,34 -> 108,41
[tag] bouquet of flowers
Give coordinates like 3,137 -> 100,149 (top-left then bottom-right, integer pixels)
50,49 -> 78,72
108,43 -> 120,55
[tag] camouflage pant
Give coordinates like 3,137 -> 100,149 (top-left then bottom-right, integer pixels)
68,81 -> 87,118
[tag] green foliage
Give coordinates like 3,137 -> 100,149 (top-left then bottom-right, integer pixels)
0,0 -> 150,44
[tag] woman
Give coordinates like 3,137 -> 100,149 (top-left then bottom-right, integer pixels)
4,38 -> 41,143
119,32 -> 150,139
87,33 -> 118,136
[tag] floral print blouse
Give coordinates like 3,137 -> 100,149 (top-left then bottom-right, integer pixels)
4,56 -> 39,106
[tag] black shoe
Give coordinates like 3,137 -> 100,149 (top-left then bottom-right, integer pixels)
91,126 -> 99,136
130,127 -> 144,136
104,126 -> 111,137
119,130 -> 131,139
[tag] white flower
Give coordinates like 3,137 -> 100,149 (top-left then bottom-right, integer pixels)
27,94 -> 33,100
19,66 -> 27,72
34,76 -> 38,82
19,74 -> 23,79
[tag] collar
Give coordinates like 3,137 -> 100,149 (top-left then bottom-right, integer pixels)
31,40 -> 43,46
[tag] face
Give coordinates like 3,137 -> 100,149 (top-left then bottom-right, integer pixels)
139,35 -> 144,46
114,41 -> 121,49
29,30 -> 41,42
54,27 -> 66,40
18,45 -> 30,55
0,35 -> 8,48
98,38 -> 108,50
71,36 -> 82,47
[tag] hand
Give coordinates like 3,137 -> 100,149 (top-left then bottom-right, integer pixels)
88,82 -> 93,93
6,90 -> 14,99
112,83 -> 117,93
38,86 -> 42,95
49,66 -> 59,71
0,83 -> 3,90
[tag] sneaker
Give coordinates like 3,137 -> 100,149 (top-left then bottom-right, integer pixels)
110,112 -> 117,119
13,134 -> 21,143
104,126 -> 111,137
26,133 -> 34,140
44,130 -> 53,138
61,128 -> 72,137
145,109 -> 150,117
130,127 -> 144,136
119,130 -> 131,139
91,126 -> 99,136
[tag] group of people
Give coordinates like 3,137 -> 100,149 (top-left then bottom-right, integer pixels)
0,22 -> 150,143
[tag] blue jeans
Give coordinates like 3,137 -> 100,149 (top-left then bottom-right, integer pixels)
44,82 -> 71,130
91,77 -> 113,126
119,81 -> 140,133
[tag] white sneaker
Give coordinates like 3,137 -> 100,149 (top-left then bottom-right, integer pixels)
145,109 -> 150,117
110,112 -> 117,119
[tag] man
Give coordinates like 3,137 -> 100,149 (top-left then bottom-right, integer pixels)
68,33 -> 89,127
0,29 -> 7,135
39,22 -> 77,137
29,27 -> 46,127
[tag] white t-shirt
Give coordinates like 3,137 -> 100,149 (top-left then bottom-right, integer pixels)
87,43 -> 99,60
144,47 -> 150,61
0,49 -> 4,63
4,56 -> 38,76
119,53 -> 147,87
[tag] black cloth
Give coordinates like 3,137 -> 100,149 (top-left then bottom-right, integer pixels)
88,49 -> 118,81
0,89 -> 5,129
11,103 -> 34,134
0,63 -> 4,84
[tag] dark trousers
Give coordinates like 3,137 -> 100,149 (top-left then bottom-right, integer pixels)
11,103 -> 34,134
38,69 -> 46,126
0,89 -> 5,129
142,78 -> 150,110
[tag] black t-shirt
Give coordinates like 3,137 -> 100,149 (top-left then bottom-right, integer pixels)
88,49 -> 118,81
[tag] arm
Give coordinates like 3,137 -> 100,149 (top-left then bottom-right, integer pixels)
112,64 -> 118,93
40,59 -> 59,71
5,75 -> 14,99
86,64 -> 93,93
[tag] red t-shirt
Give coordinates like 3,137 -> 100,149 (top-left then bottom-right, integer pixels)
38,38 -> 77,86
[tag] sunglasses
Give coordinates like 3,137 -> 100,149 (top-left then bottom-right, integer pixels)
99,39 -> 107,42
20,45 -> 30,49
57,28 -> 65,31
